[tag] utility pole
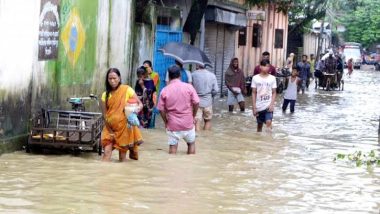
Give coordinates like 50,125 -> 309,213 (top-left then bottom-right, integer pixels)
316,2 -> 328,59
316,19 -> 325,60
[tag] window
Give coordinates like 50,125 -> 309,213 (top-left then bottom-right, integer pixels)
252,24 -> 262,48
157,16 -> 172,26
238,28 -> 247,46
275,29 -> 284,49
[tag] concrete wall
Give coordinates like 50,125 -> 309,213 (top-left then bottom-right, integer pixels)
162,0 -> 193,28
0,0 -> 136,154
132,23 -> 155,84
235,4 -> 289,76
0,0 -> 41,153
303,32 -> 331,57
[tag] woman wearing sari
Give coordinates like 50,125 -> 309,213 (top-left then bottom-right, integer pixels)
101,68 -> 143,162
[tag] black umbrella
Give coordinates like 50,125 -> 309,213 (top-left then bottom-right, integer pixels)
159,42 -> 213,68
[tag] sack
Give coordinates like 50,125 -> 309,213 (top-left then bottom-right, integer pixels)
231,87 -> 241,94
127,112 -> 140,127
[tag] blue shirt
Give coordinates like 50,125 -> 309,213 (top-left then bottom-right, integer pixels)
297,61 -> 310,80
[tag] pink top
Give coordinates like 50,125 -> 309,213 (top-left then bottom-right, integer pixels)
157,79 -> 200,131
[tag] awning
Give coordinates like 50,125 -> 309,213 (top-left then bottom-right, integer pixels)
205,7 -> 247,27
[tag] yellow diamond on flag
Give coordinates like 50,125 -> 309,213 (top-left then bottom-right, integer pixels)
61,8 -> 86,66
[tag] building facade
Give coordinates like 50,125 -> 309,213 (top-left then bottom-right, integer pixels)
235,3 -> 289,77
303,21 -> 332,57
203,0 -> 247,96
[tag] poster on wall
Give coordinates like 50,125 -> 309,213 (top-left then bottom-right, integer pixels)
38,0 -> 60,61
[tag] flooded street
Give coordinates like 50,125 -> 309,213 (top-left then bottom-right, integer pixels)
1,69 -> 379,214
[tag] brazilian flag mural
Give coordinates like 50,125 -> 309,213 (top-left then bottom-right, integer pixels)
47,0 -> 98,86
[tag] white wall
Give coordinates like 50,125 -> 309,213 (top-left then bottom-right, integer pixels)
0,0 -> 41,94
303,32 -> 331,57
108,0 -> 134,82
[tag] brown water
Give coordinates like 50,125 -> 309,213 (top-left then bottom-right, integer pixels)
1,69 -> 380,214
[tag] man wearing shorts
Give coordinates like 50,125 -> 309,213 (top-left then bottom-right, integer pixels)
158,65 -> 200,154
251,59 -> 277,132
192,65 -> 219,131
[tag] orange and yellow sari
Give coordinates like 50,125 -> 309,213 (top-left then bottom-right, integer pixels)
101,85 -> 143,159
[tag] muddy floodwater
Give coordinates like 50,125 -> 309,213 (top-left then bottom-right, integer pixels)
1,69 -> 379,214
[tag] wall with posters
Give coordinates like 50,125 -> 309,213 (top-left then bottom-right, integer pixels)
0,0 -> 135,154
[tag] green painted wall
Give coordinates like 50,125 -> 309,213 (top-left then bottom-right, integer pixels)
54,0 -> 98,86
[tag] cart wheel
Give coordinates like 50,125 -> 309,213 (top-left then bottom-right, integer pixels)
26,135 -> 31,153
97,139 -> 102,156
72,148 -> 81,156
341,80 -> 344,91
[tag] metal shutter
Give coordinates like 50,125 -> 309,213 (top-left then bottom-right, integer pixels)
204,23 -> 237,97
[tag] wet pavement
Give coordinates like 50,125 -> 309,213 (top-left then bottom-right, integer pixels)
0,69 -> 379,213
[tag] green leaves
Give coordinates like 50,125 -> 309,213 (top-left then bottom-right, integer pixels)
335,150 -> 380,169
337,153 -> 345,159
340,0 -> 380,47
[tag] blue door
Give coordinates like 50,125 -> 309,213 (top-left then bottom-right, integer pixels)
153,25 -> 182,92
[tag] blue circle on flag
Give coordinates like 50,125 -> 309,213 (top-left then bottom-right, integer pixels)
69,26 -> 78,52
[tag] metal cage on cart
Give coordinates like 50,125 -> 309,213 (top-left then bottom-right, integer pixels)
27,109 -> 103,155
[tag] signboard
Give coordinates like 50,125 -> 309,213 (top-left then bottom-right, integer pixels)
247,10 -> 266,21
38,0 -> 60,61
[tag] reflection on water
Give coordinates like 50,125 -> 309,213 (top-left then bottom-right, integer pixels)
0,70 -> 379,213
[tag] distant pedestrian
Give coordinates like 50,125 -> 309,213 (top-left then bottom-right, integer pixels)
286,53 -> 295,70
336,55 -> 344,87
158,65 -> 199,154
143,60 -> 160,93
253,51 -> 277,76
165,60 -> 192,85
143,60 -> 159,128
347,58 -> 354,77
324,51 -> 337,74
296,55 -> 310,94
251,60 -> 277,132
134,66 -> 156,128
315,56 -> 325,87
225,57 -> 247,112
192,65 -> 219,131
282,67 -> 301,113
309,54 -> 316,79
307,54 -> 316,83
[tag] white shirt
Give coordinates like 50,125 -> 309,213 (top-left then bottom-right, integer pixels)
284,77 -> 298,100
251,74 -> 277,112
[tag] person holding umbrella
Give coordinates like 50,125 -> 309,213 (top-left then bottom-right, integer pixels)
192,64 -> 218,131
225,57 -> 246,112
165,60 -> 192,85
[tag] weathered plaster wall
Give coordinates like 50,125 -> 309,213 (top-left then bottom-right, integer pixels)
0,0 -> 41,152
132,23 -> 154,84
108,0 -> 135,84
0,0 -> 137,154
162,0 -> 193,28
